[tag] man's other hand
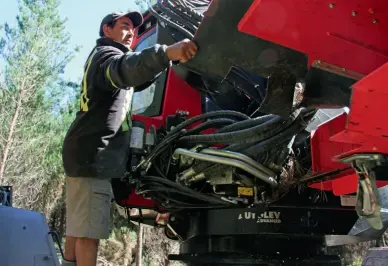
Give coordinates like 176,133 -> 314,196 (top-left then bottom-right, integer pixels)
166,39 -> 198,63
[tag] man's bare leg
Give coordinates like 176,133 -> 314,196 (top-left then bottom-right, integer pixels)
65,177 -> 111,266
64,236 -> 77,261
75,238 -> 99,266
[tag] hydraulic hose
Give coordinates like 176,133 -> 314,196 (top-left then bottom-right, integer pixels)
165,1 -> 201,26
185,118 -> 236,135
176,115 -> 288,176
178,116 -> 284,145
168,110 -> 250,137
171,0 -> 205,20
157,4 -> 198,33
224,108 -> 309,151
138,111 -> 251,169
148,4 -> 195,39
177,115 -> 279,173
242,110 -> 315,157
217,114 -> 276,133
178,109 -> 312,180
243,123 -> 302,157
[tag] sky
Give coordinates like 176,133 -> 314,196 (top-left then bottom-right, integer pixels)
0,0 -> 143,82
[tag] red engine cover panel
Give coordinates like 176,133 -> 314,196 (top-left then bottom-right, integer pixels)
310,112 -> 359,174
238,0 -> 388,75
308,112 -> 357,192
132,69 -> 203,131
331,62 -> 388,157
308,110 -> 388,195
309,62 -> 388,195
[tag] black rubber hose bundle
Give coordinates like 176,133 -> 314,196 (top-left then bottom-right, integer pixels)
149,0 -> 207,40
157,3 -> 198,33
167,110 -> 250,137
242,109 -> 315,157
171,0 -> 205,20
148,4 -> 195,39
165,1 -> 202,26
184,118 -> 236,135
216,114 -> 276,133
183,109 -> 313,177
242,121 -> 304,157
224,108 -> 311,151
178,115 -> 284,145
139,110 -> 250,168
173,116 -> 285,177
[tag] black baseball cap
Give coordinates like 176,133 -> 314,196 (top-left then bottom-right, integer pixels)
99,11 -> 144,37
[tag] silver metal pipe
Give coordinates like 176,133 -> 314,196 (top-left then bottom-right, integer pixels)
200,148 -> 276,177
177,167 -> 206,184
173,148 -> 278,188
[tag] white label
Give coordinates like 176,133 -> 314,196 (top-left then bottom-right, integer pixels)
238,211 -> 282,224
130,127 -> 144,149
340,195 -> 357,206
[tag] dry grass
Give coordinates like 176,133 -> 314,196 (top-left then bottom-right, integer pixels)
92,205 -> 184,266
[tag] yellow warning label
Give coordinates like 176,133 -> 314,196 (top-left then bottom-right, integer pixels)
237,187 -> 253,196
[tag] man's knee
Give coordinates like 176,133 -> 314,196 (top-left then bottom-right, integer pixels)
76,237 -> 100,248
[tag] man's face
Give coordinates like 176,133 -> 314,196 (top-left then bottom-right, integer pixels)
103,16 -> 135,48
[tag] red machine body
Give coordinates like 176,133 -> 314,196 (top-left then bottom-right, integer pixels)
119,12 -> 203,209
238,0 -> 388,76
124,0 -> 388,208
238,0 -> 388,196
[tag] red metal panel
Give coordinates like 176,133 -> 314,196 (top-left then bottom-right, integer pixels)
309,62 -> 388,195
121,188 -> 156,209
132,69 -> 203,130
310,112 -> 359,173
331,174 -> 358,196
238,0 -> 388,75
331,62 -> 388,157
308,112 -> 358,192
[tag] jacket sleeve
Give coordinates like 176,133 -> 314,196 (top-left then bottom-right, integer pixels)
99,44 -> 171,90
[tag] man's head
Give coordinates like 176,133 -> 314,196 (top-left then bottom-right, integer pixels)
99,11 -> 143,48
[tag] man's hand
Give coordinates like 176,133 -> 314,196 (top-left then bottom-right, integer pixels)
166,39 -> 198,63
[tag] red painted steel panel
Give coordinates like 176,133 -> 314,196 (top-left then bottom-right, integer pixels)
331,62 -> 388,157
309,63 -> 388,195
238,0 -> 388,75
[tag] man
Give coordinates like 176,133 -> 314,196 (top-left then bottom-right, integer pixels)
61,10 -> 198,266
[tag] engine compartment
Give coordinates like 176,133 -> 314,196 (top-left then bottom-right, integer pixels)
124,107 -> 315,211
111,0 -> 388,265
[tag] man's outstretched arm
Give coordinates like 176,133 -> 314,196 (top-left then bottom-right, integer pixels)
100,39 -> 198,90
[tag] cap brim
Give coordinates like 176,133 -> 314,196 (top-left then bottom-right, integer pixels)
117,11 -> 144,28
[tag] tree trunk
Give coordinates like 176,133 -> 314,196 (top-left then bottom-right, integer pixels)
0,89 -> 23,180
136,224 -> 143,266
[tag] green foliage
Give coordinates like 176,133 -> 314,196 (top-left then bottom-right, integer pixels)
1,0 -> 78,93
0,0 -> 80,214
134,0 -> 157,13
348,257 -> 363,266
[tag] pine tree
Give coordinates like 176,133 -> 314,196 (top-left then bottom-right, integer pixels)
0,0 -> 79,213
134,0 -> 157,13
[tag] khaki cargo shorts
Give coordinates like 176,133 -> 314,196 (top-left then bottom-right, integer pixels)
65,176 -> 113,239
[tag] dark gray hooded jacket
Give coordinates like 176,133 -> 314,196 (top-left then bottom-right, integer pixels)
62,37 -> 171,179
